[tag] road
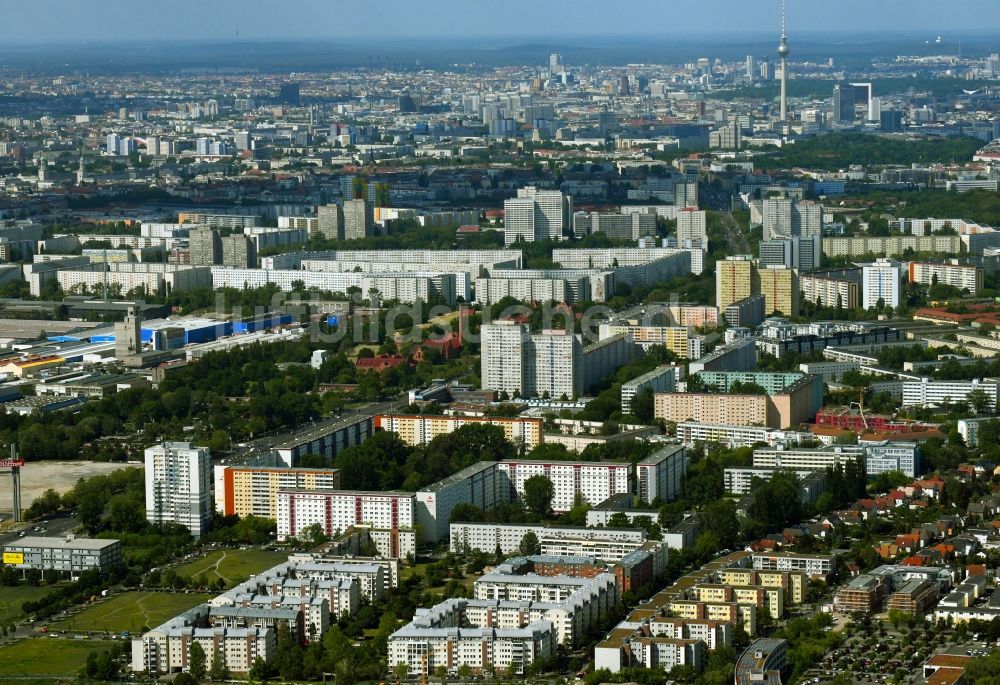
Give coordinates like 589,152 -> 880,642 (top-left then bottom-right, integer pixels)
721,210 -> 752,255
0,512 -> 79,548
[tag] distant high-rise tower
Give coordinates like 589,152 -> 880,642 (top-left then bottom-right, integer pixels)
778,0 -> 790,121
115,304 -> 143,359
549,53 -> 564,75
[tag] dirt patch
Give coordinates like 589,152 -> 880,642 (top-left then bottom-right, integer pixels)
0,460 -> 142,512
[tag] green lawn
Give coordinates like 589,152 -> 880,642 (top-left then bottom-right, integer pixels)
0,586 -> 56,625
0,638 -> 107,677
49,591 -> 211,634
172,548 -> 286,586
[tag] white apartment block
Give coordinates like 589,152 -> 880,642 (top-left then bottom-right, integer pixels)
752,552 -> 836,579
823,236 -> 961,259
140,222 -> 192,239
861,440 -> 920,478
539,537 -> 655,563
751,445 -> 865,473
597,630 -> 704,673
144,442 -> 212,538
416,461 -> 503,544
209,267 -> 456,305
56,265 -> 212,297
908,262 -> 983,293
473,573 -> 617,615
798,360 -> 861,382
133,612 -> 275,676
551,248 -> 691,284
677,208 -> 707,244
134,555 -> 378,675
496,460 -> 632,512
404,571 -> 613,650
475,275 -> 579,305
724,467 -> 820,495
621,365 -> 684,414
754,442 -> 919,478
303,259 -> 474,301
449,522 -> 646,555
504,187 -> 572,244
276,490 -> 415,558
636,445 -> 689,504
801,273 -> 858,309
676,422 -> 813,450
901,378 -> 999,410
480,321 -> 531,396
762,198 -> 793,240
278,215 -> 319,234
862,258 -> 901,309
388,619 -> 554,676
266,248 -> 523,270
480,322 -> 636,399
285,559 -> 386,602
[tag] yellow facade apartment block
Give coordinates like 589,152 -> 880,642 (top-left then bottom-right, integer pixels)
603,325 -> 693,359
716,257 -> 753,311
669,600 -> 757,636
754,266 -> 799,317
716,570 -> 807,605
654,393 -> 769,426
377,414 -> 543,450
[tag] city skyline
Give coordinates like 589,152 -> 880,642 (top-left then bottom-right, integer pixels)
7,0 -> 1000,43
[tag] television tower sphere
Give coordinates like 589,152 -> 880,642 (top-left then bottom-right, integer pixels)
778,36 -> 790,59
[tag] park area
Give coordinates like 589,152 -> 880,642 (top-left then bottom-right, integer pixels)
0,637 -> 107,678
0,586 -> 55,625
171,548 -> 286,587
49,591 -> 211,634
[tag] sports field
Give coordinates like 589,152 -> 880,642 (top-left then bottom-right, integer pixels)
49,591 -> 211,633
0,638 -> 108,677
172,548 -> 286,587
0,586 -> 54,625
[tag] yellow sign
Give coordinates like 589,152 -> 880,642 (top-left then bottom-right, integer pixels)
2,552 -> 23,564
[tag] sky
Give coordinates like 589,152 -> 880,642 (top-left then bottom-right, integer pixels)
9,0 -> 1000,43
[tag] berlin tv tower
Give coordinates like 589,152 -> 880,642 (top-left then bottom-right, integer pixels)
778,0 -> 790,121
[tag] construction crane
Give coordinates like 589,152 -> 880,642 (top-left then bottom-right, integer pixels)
849,388 -> 868,430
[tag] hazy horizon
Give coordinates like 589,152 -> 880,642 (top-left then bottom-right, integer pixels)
8,0 -> 1000,43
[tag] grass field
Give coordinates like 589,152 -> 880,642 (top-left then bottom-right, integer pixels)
0,638 -> 107,677
172,548 -> 286,586
0,586 -> 55,625
49,591 -> 211,633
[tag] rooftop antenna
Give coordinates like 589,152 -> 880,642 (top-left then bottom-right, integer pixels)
778,0 -> 790,122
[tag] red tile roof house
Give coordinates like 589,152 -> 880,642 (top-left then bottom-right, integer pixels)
355,354 -> 406,373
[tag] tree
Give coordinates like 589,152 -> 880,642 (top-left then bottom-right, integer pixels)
519,531 -> 541,556
631,389 -> 655,423
701,499 -> 740,551
248,656 -> 270,683
189,641 -> 207,682
175,674 -> 199,685
210,646 -> 230,681
523,475 -> 555,516
298,522 -> 330,546
607,512 -> 632,528
967,387 -> 995,415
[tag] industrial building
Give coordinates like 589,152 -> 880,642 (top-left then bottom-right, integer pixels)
2,536 -> 122,578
